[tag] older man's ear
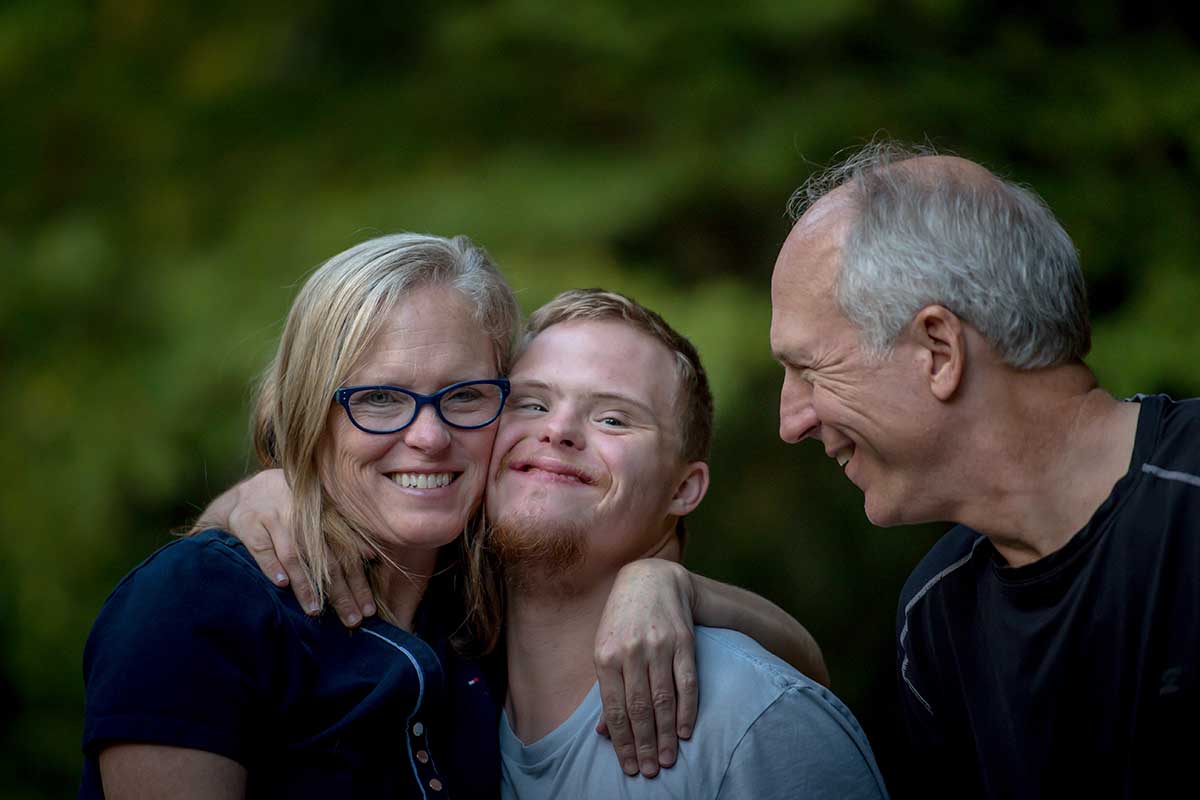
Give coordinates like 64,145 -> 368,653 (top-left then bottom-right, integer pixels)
911,304 -> 966,403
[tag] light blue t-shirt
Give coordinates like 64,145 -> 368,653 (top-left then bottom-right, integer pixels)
500,627 -> 889,799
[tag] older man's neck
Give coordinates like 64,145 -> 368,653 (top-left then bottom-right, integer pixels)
949,367 -> 1139,566
504,573 -> 615,745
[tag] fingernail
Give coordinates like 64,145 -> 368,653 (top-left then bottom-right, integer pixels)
274,572 -> 288,585
660,749 -> 676,766
363,603 -> 376,617
641,759 -> 659,776
678,725 -> 691,739
347,613 -> 361,626
306,603 -> 320,615
623,759 -> 638,775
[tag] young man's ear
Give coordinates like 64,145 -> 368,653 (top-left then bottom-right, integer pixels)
669,461 -> 710,517
911,305 -> 966,402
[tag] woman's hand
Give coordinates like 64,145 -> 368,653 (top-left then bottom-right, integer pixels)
593,558 -> 698,779
192,469 -> 375,626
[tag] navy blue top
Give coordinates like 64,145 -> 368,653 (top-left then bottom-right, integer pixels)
895,395 -> 1200,798
81,529 -> 500,798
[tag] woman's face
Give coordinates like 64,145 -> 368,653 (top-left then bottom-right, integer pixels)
321,284 -> 499,556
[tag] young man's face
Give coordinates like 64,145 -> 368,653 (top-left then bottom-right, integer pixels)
486,319 -> 704,584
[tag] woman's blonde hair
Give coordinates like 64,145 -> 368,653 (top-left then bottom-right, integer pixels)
251,233 -> 518,647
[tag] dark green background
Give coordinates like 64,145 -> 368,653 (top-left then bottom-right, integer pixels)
5,1 -> 1199,796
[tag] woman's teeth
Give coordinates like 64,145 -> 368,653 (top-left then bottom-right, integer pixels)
390,472 -> 453,489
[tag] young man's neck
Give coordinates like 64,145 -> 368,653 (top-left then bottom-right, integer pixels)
503,571 -> 616,745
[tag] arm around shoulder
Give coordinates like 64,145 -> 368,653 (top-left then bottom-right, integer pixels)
690,572 -> 830,687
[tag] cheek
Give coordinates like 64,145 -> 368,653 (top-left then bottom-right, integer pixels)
457,426 -> 500,476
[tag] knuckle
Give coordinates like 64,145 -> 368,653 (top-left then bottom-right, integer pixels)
625,699 -> 654,722
677,672 -> 699,695
595,645 -> 624,669
651,690 -> 675,711
603,706 -> 629,728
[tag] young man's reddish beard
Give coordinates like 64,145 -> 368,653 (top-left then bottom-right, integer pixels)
486,509 -> 588,594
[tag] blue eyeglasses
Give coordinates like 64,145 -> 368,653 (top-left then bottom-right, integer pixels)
333,379 -> 511,434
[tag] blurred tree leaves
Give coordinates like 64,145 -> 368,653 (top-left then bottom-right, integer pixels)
4,1 -> 1199,795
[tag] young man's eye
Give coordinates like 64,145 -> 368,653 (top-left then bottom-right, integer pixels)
598,416 -> 626,427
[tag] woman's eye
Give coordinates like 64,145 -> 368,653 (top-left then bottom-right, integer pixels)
363,390 -> 398,406
445,388 -> 484,405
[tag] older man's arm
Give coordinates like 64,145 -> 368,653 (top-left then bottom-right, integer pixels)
594,558 -> 829,779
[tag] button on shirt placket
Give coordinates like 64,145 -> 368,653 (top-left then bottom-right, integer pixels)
360,626 -> 448,797
410,719 -> 446,794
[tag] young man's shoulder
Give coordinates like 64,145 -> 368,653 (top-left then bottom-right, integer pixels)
690,627 -> 887,799
692,626 -> 865,744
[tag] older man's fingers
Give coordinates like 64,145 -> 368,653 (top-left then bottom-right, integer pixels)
673,644 -> 698,740
648,651 -> 678,768
596,664 -> 639,776
622,665 -> 660,778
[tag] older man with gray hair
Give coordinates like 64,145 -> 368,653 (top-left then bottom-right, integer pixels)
770,142 -> 1199,798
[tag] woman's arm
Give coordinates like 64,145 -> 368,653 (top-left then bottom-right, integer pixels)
100,744 -> 246,799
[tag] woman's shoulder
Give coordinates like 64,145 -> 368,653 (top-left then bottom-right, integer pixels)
83,530 -> 294,766
108,529 -> 277,603
88,529 -> 289,660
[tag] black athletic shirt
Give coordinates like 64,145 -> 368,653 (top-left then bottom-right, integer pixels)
895,394 -> 1199,799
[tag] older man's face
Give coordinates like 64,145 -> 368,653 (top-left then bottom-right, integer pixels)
769,199 -> 937,527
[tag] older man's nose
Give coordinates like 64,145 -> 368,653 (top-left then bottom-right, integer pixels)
779,374 -> 819,444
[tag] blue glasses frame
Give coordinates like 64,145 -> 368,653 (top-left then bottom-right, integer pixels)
333,378 -> 511,435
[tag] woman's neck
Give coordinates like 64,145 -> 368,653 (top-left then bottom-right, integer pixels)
371,547 -> 440,630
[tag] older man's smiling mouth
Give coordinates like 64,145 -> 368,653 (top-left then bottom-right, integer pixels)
831,446 -> 854,469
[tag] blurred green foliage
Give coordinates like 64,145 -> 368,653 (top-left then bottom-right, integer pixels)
4,1 -> 1199,795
